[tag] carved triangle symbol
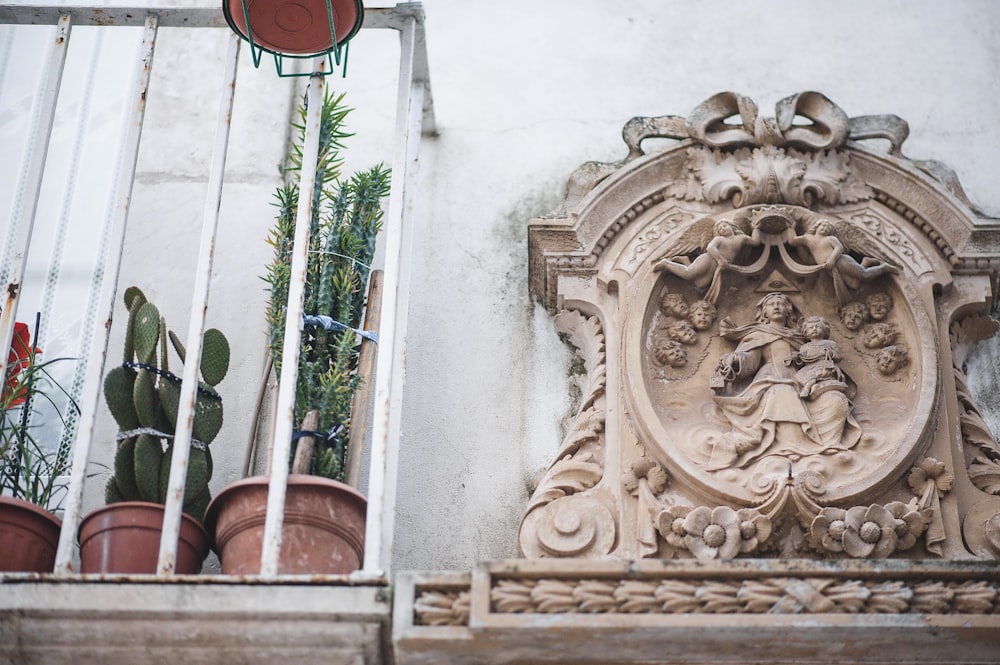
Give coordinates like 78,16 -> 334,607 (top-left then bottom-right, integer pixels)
755,269 -> 800,293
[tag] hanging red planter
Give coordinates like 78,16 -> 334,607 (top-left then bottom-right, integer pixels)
223,0 -> 363,76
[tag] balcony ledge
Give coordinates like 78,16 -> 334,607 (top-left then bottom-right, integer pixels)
1,573 -> 390,665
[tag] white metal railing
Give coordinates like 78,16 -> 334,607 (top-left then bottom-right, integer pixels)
0,1 -> 434,578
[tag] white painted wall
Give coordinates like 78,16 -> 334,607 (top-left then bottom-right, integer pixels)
31,0 -> 999,571
390,0 -> 1000,571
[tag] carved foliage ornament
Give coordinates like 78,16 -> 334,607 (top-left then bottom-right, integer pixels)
523,91 -> 1000,562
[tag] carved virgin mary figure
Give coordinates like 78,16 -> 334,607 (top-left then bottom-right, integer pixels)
707,292 -> 861,470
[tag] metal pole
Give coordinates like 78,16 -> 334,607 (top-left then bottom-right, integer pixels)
54,16 -> 159,574
259,60 -> 326,577
362,15 -> 424,576
156,32 -> 241,575
0,14 -> 70,405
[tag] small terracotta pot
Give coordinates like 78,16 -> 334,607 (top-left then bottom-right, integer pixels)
206,475 -> 366,575
222,0 -> 364,58
77,502 -> 209,574
0,496 -> 62,572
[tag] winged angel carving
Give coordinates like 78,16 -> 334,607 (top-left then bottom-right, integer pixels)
654,207 -> 897,306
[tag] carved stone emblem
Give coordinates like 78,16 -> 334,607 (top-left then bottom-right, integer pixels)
524,91 -> 1000,562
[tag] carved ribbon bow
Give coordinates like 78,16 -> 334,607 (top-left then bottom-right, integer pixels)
621,91 -> 909,158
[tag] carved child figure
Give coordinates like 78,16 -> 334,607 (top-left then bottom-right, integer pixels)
788,219 -> 897,290
789,316 -> 846,399
653,219 -> 761,289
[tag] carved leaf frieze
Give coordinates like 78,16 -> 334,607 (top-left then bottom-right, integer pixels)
487,576 -> 1000,616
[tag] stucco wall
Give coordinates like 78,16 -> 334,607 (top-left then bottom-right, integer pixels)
391,0 -> 1000,571
73,0 -> 1000,572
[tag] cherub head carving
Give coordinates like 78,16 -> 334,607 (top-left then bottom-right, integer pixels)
839,301 -> 867,331
666,320 -> 698,345
863,322 -> 897,349
866,292 -> 893,321
876,345 -> 909,375
653,337 -> 688,368
660,292 -> 690,319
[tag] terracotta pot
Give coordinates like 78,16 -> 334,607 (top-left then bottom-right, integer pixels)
77,502 -> 209,574
205,475 -> 366,574
0,496 -> 62,572
222,0 -> 364,58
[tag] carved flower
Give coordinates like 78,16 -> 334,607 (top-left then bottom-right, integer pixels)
623,459 -> 669,496
810,507 -> 848,553
885,501 -> 929,551
843,504 -> 897,558
736,508 -> 772,554
656,506 -> 691,550
683,506 -> 742,560
908,458 -> 954,498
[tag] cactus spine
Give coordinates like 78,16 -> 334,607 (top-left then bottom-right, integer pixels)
103,287 -> 229,522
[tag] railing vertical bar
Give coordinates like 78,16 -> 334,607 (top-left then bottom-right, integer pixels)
39,30 -> 104,345
0,15 -> 71,405
156,32 -> 241,576
259,60 -> 327,578
54,16 -> 159,574
362,16 -> 421,576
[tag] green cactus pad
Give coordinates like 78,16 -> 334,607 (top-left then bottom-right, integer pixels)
133,434 -> 163,503
133,368 -> 160,429
185,485 -> 211,524
168,330 -> 186,364
123,286 -> 147,311
186,446 -> 211,503
112,437 -> 140,501
192,390 -> 224,445
200,328 -> 230,387
104,366 -> 139,431
159,378 -> 180,429
133,303 -> 160,364
105,476 -> 125,504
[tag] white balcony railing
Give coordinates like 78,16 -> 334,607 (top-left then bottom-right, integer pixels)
0,1 -> 434,578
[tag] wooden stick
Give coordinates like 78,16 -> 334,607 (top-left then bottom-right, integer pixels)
345,269 -> 384,488
291,409 -> 319,475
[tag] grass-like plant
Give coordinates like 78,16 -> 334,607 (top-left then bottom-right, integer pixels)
0,320 -> 79,510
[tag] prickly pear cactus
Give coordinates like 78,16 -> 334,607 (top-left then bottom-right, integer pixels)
103,287 -> 230,523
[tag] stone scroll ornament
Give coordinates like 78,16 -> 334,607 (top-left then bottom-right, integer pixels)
526,91 -> 1000,562
518,310 -> 616,558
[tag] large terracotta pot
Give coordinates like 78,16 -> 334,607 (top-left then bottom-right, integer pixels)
0,496 -> 61,572
205,475 -> 366,574
77,501 -> 209,574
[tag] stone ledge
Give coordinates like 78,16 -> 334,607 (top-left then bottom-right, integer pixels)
0,575 -> 391,665
394,560 -> 1000,665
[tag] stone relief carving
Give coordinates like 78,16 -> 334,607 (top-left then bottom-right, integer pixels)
519,310 -> 615,558
526,91 -> 1000,563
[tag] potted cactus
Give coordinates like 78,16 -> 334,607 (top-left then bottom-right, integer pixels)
77,287 -> 230,574
206,91 -> 389,574
0,318 -> 78,572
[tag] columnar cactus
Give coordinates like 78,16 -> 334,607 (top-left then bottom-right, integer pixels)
103,287 -> 230,522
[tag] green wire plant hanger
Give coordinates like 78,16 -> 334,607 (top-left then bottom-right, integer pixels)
223,0 -> 364,77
